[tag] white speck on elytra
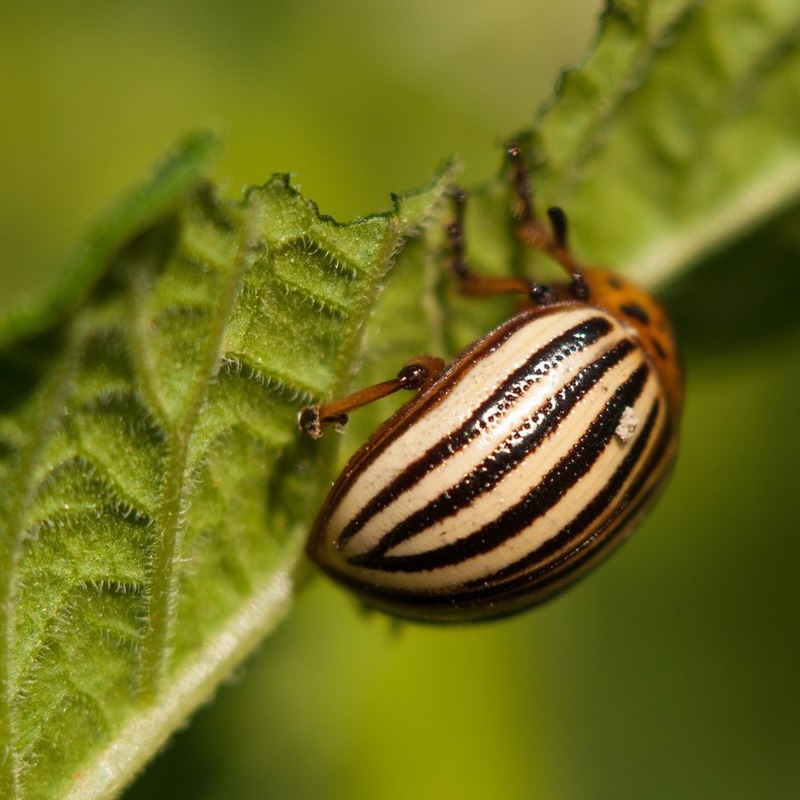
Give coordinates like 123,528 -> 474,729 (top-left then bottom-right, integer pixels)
615,406 -> 639,443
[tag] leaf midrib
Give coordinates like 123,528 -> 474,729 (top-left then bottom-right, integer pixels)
136,203 -> 249,701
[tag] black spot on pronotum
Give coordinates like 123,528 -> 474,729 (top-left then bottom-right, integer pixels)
620,302 -> 650,325
651,337 -> 668,360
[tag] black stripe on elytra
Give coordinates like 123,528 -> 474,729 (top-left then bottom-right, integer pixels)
351,362 -> 650,573
351,338 -> 637,565
442,405 -> 675,613
460,395 -> 664,593
337,313 -> 614,546
350,398 -> 669,616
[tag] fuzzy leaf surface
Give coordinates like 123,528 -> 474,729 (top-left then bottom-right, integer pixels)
2,1 -> 800,798
519,0 -> 800,288
0,135 -> 451,800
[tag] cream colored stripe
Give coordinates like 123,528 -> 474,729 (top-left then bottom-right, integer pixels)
330,307 -> 621,549
329,307 -> 600,537
336,360 -> 659,593
382,351 -> 649,559
341,327 -> 633,558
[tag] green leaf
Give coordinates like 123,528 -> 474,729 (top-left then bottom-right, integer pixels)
0,135 -> 452,799
3,1 -> 800,798
344,0 -> 800,447
525,0 -> 800,288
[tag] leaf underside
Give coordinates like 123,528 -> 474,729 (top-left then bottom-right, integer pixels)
0,134 -> 452,799
1,1 -> 799,799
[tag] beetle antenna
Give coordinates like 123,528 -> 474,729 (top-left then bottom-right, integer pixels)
546,207 -> 588,300
447,187 -> 469,281
446,185 -> 535,299
506,142 -> 534,223
547,206 -> 568,249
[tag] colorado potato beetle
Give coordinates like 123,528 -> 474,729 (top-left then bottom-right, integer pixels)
299,145 -> 682,623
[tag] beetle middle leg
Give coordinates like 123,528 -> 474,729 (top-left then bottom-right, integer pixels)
298,355 -> 445,439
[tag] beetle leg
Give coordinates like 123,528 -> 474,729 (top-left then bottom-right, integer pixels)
506,144 -> 589,302
298,355 -> 446,439
446,186 -> 551,303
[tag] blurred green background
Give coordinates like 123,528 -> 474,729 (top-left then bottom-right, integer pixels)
3,1 -> 800,799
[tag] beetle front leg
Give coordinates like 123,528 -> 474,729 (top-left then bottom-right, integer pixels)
506,143 -> 589,302
298,355 -> 445,439
446,188 -> 552,303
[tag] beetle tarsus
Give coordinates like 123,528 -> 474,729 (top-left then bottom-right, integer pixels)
529,283 -> 555,305
298,406 -> 323,439
446,189 -> 469,280
298,405 -> 350,439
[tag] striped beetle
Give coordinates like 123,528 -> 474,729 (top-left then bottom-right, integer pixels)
299,145 -> 683,623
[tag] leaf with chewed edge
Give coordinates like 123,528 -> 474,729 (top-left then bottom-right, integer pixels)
3,1 -> 800,797
0,133 -> 453,800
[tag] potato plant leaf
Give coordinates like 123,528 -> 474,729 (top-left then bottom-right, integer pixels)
0,134 -> 452,800
349,0 -> 800,444
2,1 -> 800,799
511,0 -> 800,288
